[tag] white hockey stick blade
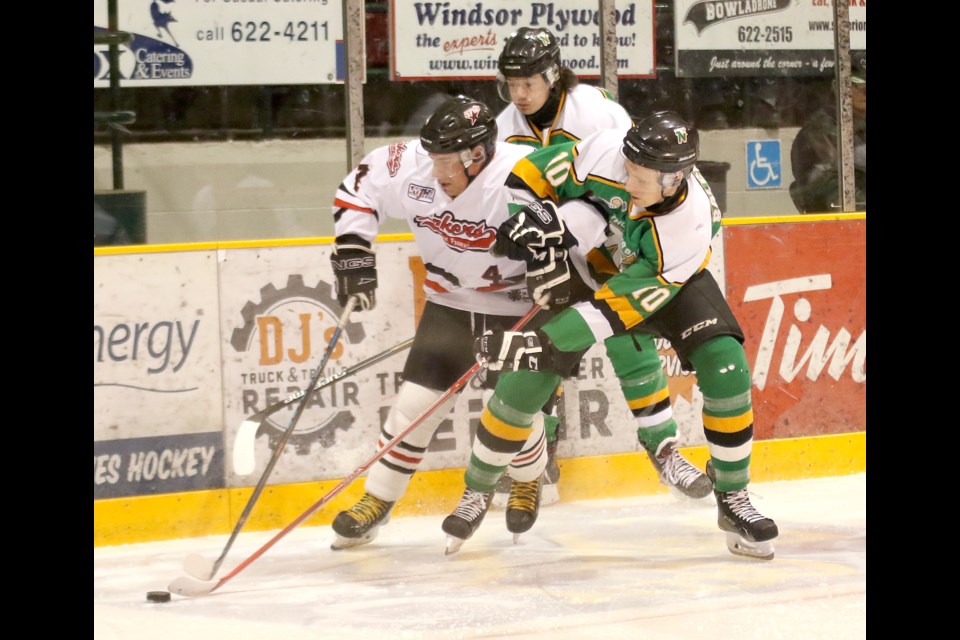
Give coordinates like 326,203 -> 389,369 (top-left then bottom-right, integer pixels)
168,574 -> 218,597
182,553 -> 216,581
230,336 -> 415,476
232,418 -> 260,475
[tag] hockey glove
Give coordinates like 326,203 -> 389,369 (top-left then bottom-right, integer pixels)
526,247 -> 572,310
493,200 -> 576,261
475,329 -> 554,373
330,238 -> 377,311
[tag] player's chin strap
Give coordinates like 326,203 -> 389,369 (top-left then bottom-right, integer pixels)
463,144 -> 490,187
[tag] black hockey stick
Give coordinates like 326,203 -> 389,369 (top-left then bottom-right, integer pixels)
168,301 -> 544,598
231,335 -> 415,476
182,296 -> 360,582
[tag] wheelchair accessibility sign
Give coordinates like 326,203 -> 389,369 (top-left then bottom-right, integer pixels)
746,140 -> 782,189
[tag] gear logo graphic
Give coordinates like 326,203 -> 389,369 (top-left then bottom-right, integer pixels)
231,275 -> 366,455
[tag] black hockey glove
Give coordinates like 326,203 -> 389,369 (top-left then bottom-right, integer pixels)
492,200 -> 577,261
475,329 -> 555,373
330,237 -> 377,311
526,247 -> 572,310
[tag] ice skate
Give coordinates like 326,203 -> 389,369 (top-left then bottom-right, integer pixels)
714,487 -> 779,559
647,443 -> 713,499
330,492 -> 394,550
442,487 -> 493,555
493,439 -> 560,509
505,476 -> 542,542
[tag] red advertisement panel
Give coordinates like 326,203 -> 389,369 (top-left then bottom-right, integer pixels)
723,220 -> 866,440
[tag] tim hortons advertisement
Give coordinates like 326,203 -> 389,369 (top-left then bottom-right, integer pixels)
722,219 -> 866,439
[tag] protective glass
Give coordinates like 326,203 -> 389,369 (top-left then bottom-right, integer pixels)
620,149 -> 685,189
496,70 -> 556,103
415,144 -> 481,180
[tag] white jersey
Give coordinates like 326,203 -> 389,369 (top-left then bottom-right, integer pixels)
497,86 -> 631,291
333,140 -> 536,315
496,84 -> 633,148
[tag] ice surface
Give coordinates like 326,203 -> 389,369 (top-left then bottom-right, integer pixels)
94,473 -> 866,639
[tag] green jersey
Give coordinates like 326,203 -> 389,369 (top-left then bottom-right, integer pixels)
503,128 -> 724,352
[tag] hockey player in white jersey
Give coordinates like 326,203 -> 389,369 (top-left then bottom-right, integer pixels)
495,26 -> 632,149
489,26 -> 712,519
328,95 -> 589,549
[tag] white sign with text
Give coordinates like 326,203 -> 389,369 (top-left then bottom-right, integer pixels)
674,0 -> 867,77
390,0 -> 656,80
93,0 -> 345,87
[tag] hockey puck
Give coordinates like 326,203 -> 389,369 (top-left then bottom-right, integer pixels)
146,590 -> 171,603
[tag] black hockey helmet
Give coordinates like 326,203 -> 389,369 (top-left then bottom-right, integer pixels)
420,95 -> 497,157
498,27 -> 561,79
622,111 -> 699,188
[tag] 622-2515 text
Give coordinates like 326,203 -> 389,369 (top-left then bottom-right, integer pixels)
737,25 -> 793,44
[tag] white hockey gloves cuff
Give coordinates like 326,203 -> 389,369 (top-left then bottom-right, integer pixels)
475,329 -> 555,373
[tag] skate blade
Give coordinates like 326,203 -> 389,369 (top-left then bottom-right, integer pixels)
724,532 -> 775,560
330,529 -> 378,550
445,535 -> 465,555
512,533 -> 522,544
491,492 -> 509,510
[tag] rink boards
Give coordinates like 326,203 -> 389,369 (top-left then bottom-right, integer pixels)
94,213 -> 866,546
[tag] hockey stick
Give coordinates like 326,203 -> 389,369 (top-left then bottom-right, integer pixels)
232,335 -> 415,475
185,334 -> 413,581
168,301 -> 544,598
182,296 -> 359,582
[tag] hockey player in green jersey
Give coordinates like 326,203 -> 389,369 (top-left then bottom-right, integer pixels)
443,111 -> 779,560
490,25 -> 710,521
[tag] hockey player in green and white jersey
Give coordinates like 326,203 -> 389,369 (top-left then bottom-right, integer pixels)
495,26 -> 631,149
443,111 -> 779,560
490,26 -> 712,525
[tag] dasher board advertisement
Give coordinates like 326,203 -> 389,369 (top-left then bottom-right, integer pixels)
94,218 -> 866,500
723,219 -> 866,439
390,0 -> 656,80
674,0 -> 866,77
93,0 -> 346,87
94,250 -> 225,499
